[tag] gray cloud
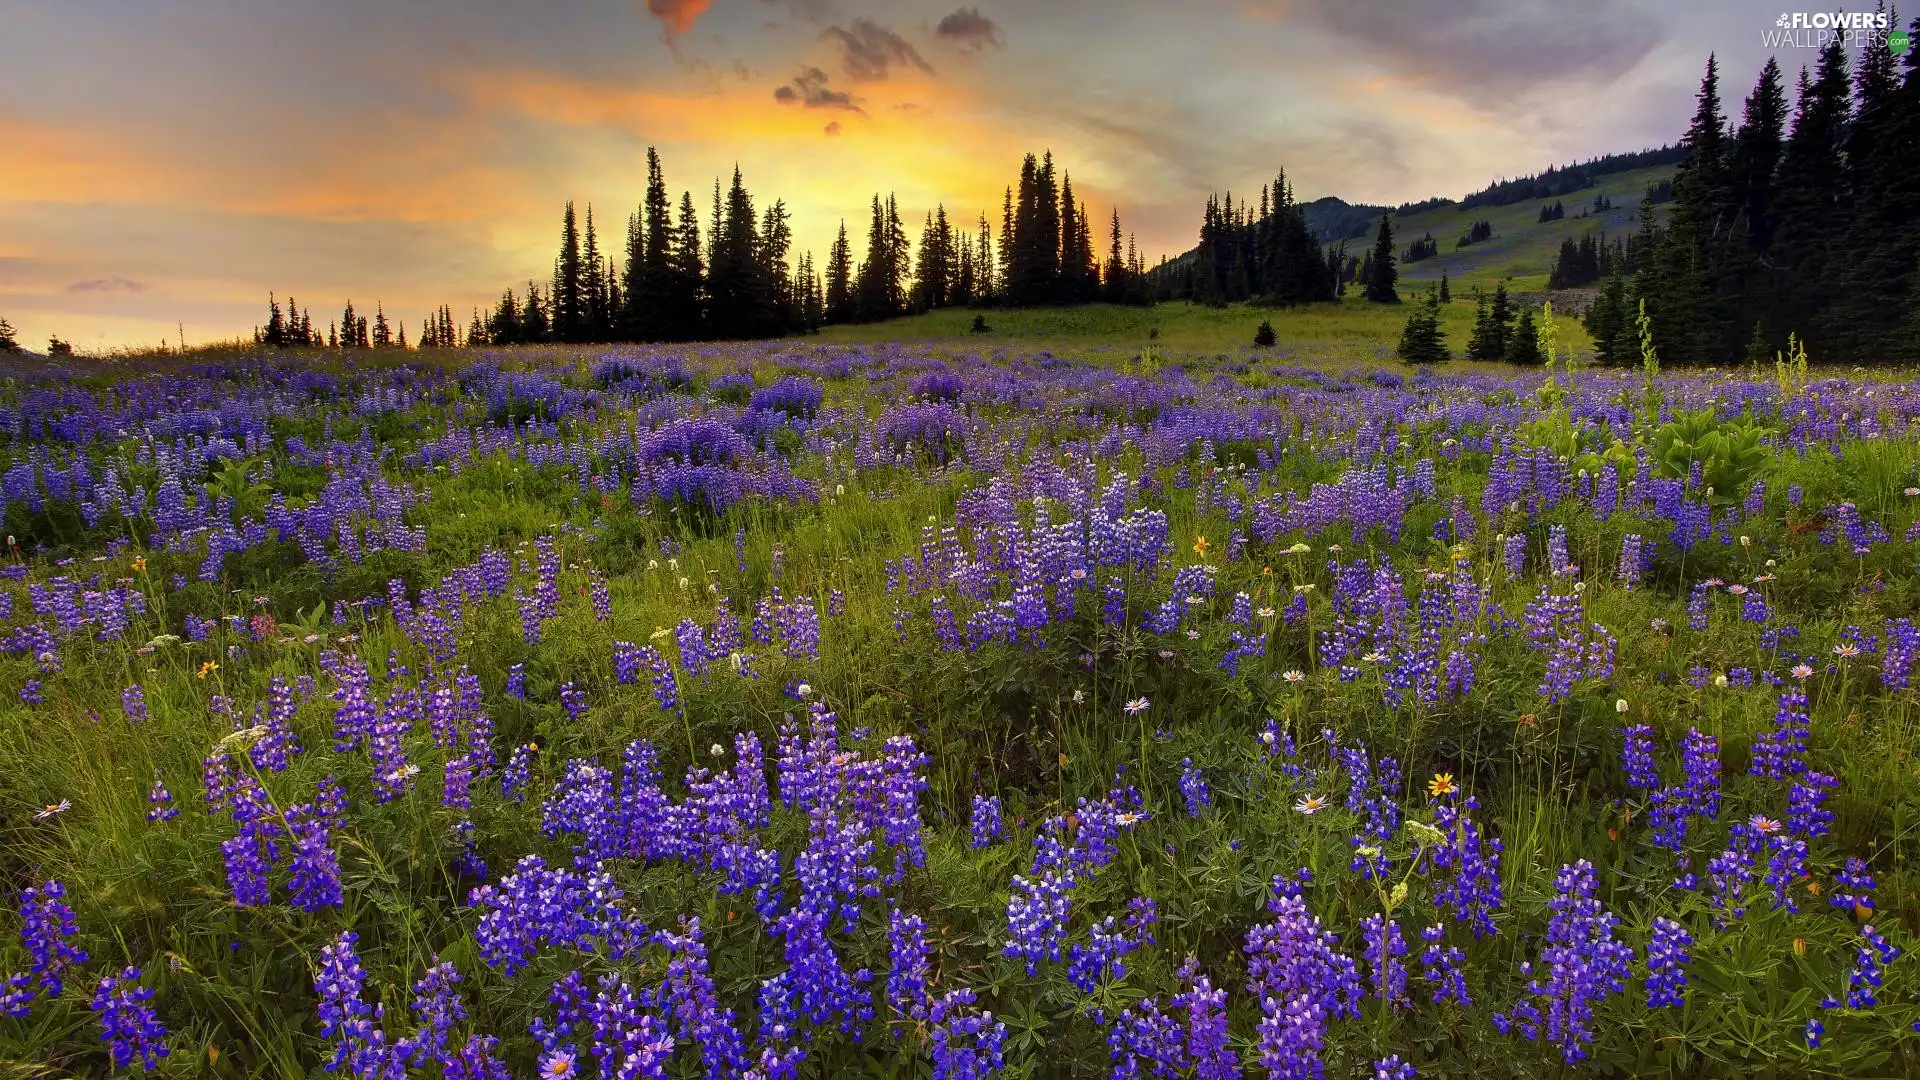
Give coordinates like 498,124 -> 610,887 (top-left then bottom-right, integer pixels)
67,275 -> 147,294
934,7 -> 1002,52
773,66 -> 863,112
824,120 -> 843,135
1291,0 -> 1667,103
822,18 -> 933,81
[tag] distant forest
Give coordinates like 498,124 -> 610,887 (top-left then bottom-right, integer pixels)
237,27 -> 1919,366
1577,37 -> 1920,367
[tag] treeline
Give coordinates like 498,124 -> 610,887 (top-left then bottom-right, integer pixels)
255,148 -> 1161,348
1458,144 -> 1689,211
1585,38 -> 1920,366
1156,171 -> 1347,306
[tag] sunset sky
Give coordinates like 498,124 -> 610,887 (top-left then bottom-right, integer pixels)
0,0 -> 1814,350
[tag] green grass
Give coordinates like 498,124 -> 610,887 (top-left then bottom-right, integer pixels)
815,294 -> 1594,363
1391,164 -> 1679,290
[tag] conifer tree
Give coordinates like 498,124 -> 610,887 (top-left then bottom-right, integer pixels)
667,191 -> 705,340
396,322 -> 408,349
1396,288 -> 1447,364
1506,306 -> 1544,365
1584,271 -> 1632,365
1364,214 -> 1399,303
825,221 -> 853,323
1769,43 -> 1853,354
582,205 -> 607,340
0,316 -> 18,353
1439,272 -> 1451,304
265,294 -> 288,346
625,147 -> 676,342
372,304 -> 391,347
1643,54 -> 1732,365
551,202 -> 585,342
340,300 -> 358,348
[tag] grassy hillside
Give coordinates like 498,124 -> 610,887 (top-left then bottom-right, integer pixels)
1390,163 -> 1677,291
812,293 -> 1592,365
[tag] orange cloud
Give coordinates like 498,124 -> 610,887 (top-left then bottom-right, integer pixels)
645,0 -> 711,36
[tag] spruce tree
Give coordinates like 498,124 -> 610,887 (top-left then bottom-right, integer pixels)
372,304 -> 391,347
552,202 -> 585,342
1506,307 -> 1544,365
667,191 -> 705,340
1645,53 -> 1733,366
264,294 -> 286,347
1770,44 -> 1854,355
1438,273 -> 1450,304
582,205 -> 607,340
621,207 -> 645,341
1831,10 -> 1919,359
0,316 -> 20,353
856,195 -> 891,320
1396,289 -> 1447,364
825,221 -> 853,323
1584,271 -> 1632,365
1467,290 -> 1497,361
1364,214 -> 1399,303
340,300 -> 358,347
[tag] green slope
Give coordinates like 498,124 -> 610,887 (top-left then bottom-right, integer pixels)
1389,163 -> 1677,290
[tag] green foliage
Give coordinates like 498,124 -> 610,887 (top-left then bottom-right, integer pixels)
1650,405 -> 1772,502
1252,319 -> 1276,347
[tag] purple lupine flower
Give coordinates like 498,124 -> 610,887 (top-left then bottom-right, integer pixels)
1645,917 -> 1691,1008
287,809 -> 344,912
121,684 -> 148,722
1621,724 -> 1658,793
1617,535 -> 1642,590
505,663 -> 526,700
1179,759 -> 1211,817
502,743 -> 536,802
651,918 -> 747,1077
1841,924 -> 1901,1009
90,966 -> 169,1071
929,988 -> 1005,1080
588,571 -> 611,622
1750,687 -> 1811,780
1832,857 -> 1877,913
1495,860 -> 1632,1064
1361,913 -> 1409,1010
315,931 -> 387,1075
147,773 -> 178,823
1419,924 -> 1469,1006
22,880 -> 89,998
1374,1057 -> 1417,1080
1066,896 -> 1157,992
970,794 -> 1004,849
397,958 -> 465,1068
886,907 -> 931,1022
1244,888 -> 1361,1080
559,681 -> 588,723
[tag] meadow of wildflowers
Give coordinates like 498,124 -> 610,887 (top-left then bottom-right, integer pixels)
0,344 -> 1917,1077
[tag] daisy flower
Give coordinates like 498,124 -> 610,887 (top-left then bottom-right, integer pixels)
34,799 -> 70,820
1123,697 -> 1150,716
1295,794 -> 1327,815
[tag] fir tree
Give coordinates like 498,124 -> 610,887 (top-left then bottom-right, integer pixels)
581,205 -> 607,340
667,191 -> 705,340
825,221 -> 854,323
0,315 -> 20,353
1438,272 -> 1451,304
339,300 -> 358,348
1506,306 -> 1544,365
1364,213 -> 1399,303
264,294 -> 286,347
1769,43 -> 1854,355
372,304 -> 391,347
551,202 -> 586,342
1584,271 -> 1633,365
1396,288 -> 1447,364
